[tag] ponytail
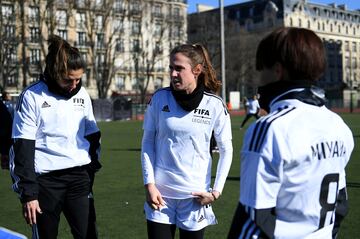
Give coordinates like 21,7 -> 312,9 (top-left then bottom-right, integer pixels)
45,35 -> 85,83
170,44 -> 221,93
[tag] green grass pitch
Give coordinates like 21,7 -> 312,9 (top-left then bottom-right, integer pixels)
0,114 -> 359,238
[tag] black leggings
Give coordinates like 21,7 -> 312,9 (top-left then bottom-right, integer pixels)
147,220 -> 205,239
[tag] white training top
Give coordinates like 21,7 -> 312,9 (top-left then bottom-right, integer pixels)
12,80 -> 99,174
240,91 -> 354,239
142,87 -> 233,199
246,99 -> 260,114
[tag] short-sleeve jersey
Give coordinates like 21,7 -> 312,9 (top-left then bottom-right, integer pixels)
240,96 -> 354,238
143,87 -> 232,199
12,80 -> 99,173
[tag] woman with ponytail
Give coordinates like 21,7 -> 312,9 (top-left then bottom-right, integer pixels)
10,35 -> 101,239
141,44 -> 233,239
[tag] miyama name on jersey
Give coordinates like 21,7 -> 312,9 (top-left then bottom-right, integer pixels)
240,93 -> 354,238
143,87 -> 232,199
12,80 -> 99,173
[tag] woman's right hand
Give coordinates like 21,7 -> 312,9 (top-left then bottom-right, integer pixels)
145,183 -> 165,210
23,200 -> 42,225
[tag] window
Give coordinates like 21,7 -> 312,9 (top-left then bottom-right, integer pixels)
113,19 -> 123,32
131,77 -> 139,90
80,51 -> 87,63
352,42 -> 357,51
5,47 -> 17,64
153,4 -> 162,17
345,41 -> 349,51
154,22 -> 162,37
56,10 -> 67,27
132,39 -> 140,52
95,0 -> 103,7
96,33 -> 105,48
77,32 -> 86,46
173,7 -> 180,18
76,12 -> 86,29
95,15 -> 103,29
115,74 -> 125,90
76,0 -> 86,7
114,0 -> 124,13
298,19 -> 302,27
130,1 -> 141,14
3,25 -> 15,38
30,49 -> 40,64
29,6 -> 39,22
2,5 -> 13,19
7,74 -> 17,86
116,39 -> 125,52
352,57 -> 357,68
30,27 -> 40,42
96,53 -> 105,66
173,25 -> 181,38
132,20 -> 140,35
58,29 -> 67,40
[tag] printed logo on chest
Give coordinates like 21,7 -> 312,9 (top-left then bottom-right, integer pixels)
73,97 -> 85,110
192,108 -> 211,125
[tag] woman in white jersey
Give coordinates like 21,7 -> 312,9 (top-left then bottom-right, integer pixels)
141,44 -> 233,239
10,36 -> 101,239
228,27 -> 354,239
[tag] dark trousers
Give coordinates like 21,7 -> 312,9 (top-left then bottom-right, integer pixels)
147,220 -> 205,239
36,166 -> 90,239
87,169 -> 98,239
240,113 -> 260,128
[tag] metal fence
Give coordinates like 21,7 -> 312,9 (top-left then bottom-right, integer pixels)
92,98 -> 147,121
91,97 -> 360,122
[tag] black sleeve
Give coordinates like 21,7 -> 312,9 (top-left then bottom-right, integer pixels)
0,101 -> 12,155
332,187 -> 349,238
84,131 -> 102,173
228,202 -> 275,239
11,138 -> 38,203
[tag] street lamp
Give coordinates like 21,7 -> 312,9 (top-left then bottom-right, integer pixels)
219,0 -> 226,103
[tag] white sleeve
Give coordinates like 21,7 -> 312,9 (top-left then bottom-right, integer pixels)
141,129 -> 156,185
213,106 -> 233,193
12,91 -> 37,140
84,92 -> 99,135
213,139 -> 233,193
143,97 -> 157,131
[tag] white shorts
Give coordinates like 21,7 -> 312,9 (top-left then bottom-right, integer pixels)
144,197 -> 217,231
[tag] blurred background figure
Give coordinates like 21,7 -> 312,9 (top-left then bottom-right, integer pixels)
0,95 -> 12,170
239,94 -> 260,129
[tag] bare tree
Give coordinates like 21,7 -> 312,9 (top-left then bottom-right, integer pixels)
131,0 -> 170,104
79,0 -> 129,99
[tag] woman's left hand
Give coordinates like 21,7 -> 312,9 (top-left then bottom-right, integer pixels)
191,190 -> 220,205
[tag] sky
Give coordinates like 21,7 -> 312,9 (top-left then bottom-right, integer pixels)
187,0 -> 360,13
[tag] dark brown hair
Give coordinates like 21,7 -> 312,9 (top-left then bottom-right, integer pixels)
170,44 -> 221,93
256,27 -> 326,81
45,35 -> 85,82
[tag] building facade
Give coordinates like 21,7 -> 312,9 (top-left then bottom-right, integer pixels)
188,0 -> 360,106
0,0 -> 187,100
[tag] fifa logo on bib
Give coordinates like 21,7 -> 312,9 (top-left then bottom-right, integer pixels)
73,98 -> 85,110
194,108 -> 209,116
192,108 -> 211,125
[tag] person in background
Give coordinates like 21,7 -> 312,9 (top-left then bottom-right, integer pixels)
10,35 -> 101,239
141,44 -> 233,239
228,27 -> 354,239
239,94 -> 260,129
2,90 -> 15,118
0,98 -> 12,170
